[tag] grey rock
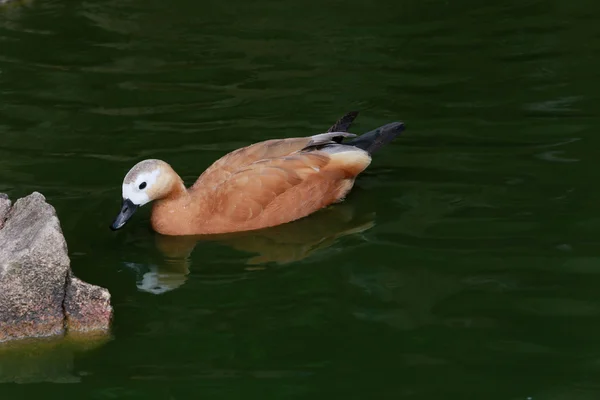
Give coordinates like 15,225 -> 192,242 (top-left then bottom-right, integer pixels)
0,193 -> 10,230
0,192 -> 112,342
0,193 -> 68,341
65,276 -> 112,334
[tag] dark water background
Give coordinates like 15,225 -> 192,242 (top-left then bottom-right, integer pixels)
2,0 -> 600,398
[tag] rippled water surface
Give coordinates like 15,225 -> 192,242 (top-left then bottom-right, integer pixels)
2,0 -> 600,398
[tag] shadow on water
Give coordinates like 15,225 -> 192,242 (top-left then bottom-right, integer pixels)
128,204 -> 375,294
0,334 -> 110,384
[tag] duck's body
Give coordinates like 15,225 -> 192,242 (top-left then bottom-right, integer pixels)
111,112 -> 405,236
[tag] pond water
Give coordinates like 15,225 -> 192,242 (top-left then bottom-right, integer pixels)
2,0 -> 600,398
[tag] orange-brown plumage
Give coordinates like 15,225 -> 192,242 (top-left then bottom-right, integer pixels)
111,112 -> 405,236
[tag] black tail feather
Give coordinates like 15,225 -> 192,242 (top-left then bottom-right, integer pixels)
346,122 -> 405,154
327,111 -> 359,133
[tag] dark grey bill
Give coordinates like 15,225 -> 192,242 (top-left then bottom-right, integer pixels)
110,198 -> 139,230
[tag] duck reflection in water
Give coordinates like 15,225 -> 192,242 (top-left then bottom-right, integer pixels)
131,204 -> 375,294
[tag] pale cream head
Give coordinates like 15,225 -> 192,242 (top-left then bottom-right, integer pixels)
121,159 -> 177,206
111,159 -> 182,231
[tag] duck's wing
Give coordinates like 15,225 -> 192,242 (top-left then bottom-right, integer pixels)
210,152 -> 332,223
192,131 -> 355,190
191,111 -> 360,191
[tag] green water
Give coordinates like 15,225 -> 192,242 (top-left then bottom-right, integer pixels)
2,0 -> 600,397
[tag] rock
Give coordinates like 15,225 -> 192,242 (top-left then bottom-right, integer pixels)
0,194 -> 10,230
0,193 -> 69,341
0,192 -> 112,342
65,277 -> 112,334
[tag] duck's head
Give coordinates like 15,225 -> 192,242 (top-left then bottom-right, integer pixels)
110,159 -> 181,231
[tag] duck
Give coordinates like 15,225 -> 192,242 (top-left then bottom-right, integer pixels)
110,111 -> 405,236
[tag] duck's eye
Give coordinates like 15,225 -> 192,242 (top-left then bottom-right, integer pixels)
139,182 -> 147,190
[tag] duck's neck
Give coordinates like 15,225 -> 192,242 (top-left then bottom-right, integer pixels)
165,177 -> 188,201
150,178 -> 198,235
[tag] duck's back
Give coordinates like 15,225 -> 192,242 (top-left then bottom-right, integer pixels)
191,137 -> 313,192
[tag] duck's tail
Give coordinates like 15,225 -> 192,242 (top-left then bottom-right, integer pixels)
345,121 -> 405,155
327,111 -> 360,133
310,111 -> 405,155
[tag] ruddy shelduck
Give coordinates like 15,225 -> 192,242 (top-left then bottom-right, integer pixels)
110,112 -> 405,236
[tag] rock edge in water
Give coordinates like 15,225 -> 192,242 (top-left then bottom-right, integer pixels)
0,192 -> 112,342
